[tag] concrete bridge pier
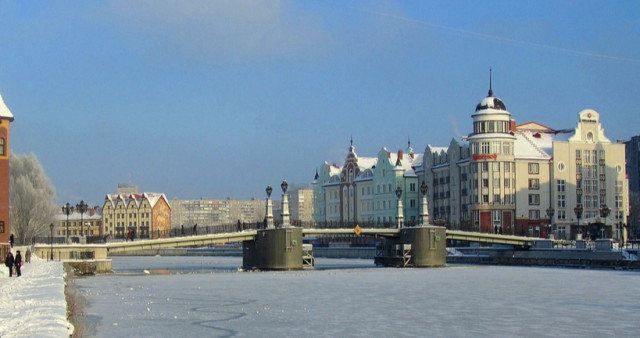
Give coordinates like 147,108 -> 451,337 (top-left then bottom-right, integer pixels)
242,227 -> 303,270
402,226 -> 447,267
375,225 -> 447,267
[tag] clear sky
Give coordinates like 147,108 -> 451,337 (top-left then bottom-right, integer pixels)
1,1 -> 639,207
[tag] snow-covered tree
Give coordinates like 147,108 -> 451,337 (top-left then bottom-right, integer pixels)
9,152 -> 58,245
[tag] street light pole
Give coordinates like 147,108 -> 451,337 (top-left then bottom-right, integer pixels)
419,181 -> 429,226
395,186 -> 403,229
76,200 -> 87,238
546,206 -> 555,239
62,202 -> 71,243
280,180 -> 289,227
600,204 -> 611,239
49,223 -> 54,261
574,204 -> 583,240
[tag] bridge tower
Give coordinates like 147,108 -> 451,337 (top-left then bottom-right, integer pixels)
0,92 -> 14,246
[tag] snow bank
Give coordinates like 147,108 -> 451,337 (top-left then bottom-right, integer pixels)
0,251 -> 73,337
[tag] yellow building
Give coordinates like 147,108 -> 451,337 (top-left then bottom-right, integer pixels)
102,193 -> 171,239
55,206 -> 102,241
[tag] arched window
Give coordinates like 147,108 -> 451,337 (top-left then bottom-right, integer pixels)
0,137 -> 4,156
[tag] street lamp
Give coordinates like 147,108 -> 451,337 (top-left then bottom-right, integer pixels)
574,204 -> 583,240
420,181 -> 429,225
265,185 -> 274,229
395,186 -> 403,229
49,223 -> 54,261
76,200 -> 87,237
62,202 -> 72,243
600,204 -> 611,239
546,206 -> 555,238
281,180 -> 290,227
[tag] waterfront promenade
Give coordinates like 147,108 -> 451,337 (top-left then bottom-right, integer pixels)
0,252 -> 72,337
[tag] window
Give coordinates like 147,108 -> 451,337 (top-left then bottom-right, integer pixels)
482,162 -> 488,172
0,221 -> 3,233
615,195 -> 623,208
493,162 -> 500,172
504,178 -> 510,188
528,163 -> 539,174
557,179 -> 565,192
0,138 -> 4,156
557,194 -> 566,208
528,194 -> 540,205
616,181 -> 623,194
528,179 -> 540,190
481,142 -> 490,154
494,194 -> 501,204
483,195 -> 489,203
503,142 -> 511,155
557,210 -> 566,220
492,141 -> 501,154
482,179 -> 489,188
410,183 -> 416,192
529,210 -> 540,220
504,162 -> 510,172
493,178 -> 500,187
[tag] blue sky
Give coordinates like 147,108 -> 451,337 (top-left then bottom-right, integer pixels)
1,0 -> 639,207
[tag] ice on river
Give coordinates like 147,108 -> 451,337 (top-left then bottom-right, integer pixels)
77,256 -> 640,337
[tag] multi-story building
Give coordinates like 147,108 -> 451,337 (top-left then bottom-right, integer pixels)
55,206 -> 102,239
170,197 -> 265,229
102,192 -> 171,239
288,188 -> 314,224
316,86 -> 629,241
626,135 -> 640,195
313,141 -> 422,226
0,92 -> 13,247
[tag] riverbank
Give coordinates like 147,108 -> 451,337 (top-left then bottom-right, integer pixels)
0,254 -> 73,337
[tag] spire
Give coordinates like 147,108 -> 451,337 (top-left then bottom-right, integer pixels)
349,136 -> 355,153
488,67 -> 493,97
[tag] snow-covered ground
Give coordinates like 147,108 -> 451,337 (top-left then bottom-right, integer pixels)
0,249 -> 72,338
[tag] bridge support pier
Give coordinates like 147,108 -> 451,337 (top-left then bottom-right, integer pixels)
242,227 -> 303,270
375,226 -> 446,267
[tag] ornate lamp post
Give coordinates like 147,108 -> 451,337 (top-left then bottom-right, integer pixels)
265,185 -> 274,229
49,223 -> 54,261
600,204 -> 611,239
574,204 -> 583,240
546,206 -> 555,239
420,181 -> 429,226
76,200 -> 87,237
62,202 -> 72,243
281,180 -> 290,227
395,186 -> 404,229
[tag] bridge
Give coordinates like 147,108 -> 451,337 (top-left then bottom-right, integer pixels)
34,226 -> 542,271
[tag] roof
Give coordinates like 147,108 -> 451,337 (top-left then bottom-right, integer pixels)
104,192 -> 171,209
0,92 -> 14,121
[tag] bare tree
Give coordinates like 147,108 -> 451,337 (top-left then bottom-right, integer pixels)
9,152 -> 58,245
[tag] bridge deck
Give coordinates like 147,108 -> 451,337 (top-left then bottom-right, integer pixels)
106,230 -> 258,253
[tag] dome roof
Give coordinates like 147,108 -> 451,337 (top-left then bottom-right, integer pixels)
475,95 -> 507,113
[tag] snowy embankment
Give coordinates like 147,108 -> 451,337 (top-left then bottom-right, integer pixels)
0,250 -> 73,337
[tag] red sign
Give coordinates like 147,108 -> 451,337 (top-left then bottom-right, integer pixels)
473,154 -> 498,161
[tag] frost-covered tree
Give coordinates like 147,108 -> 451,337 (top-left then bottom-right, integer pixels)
9,152 -> 58,245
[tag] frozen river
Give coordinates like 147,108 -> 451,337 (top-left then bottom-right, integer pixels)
77,256 -> 639,337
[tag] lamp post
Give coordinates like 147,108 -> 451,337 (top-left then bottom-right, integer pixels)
574,204 -> 583,240
49,223 -> 54,261
265,185 -> 274,229
546,206 -> 555,239
281,180 -> 290,227
62,202 -> 72,243
395,186 -> 404,229
76,200 -> 87,237
599,204 -> 611,239
419,181 -> 429,226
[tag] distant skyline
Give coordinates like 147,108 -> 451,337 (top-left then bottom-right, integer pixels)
1,1 -> 639,207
